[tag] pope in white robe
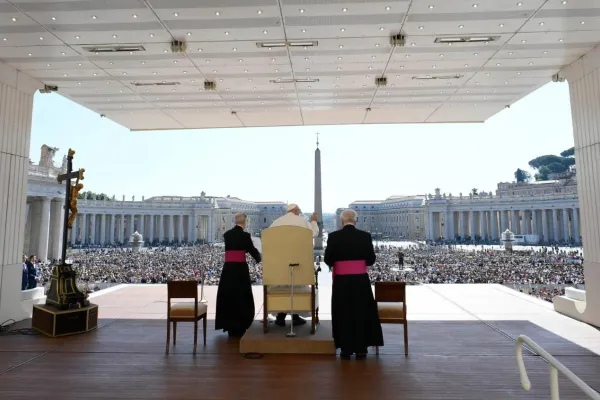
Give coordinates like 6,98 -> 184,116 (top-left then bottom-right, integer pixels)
268,203 -> 319,327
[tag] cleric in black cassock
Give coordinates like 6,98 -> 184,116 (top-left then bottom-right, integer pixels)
325,209 -> 383,359
215,212 -> 261,338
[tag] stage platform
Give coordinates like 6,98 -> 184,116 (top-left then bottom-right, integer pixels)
240,320 -> 336,355
2,284 -> 600,399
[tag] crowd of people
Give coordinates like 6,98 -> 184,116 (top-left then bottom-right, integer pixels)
34,241 -> 584,304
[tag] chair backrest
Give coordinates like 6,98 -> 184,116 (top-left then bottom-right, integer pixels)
375,282 -> 406,303
262,226 -> 315,286
167,280 -> 198,301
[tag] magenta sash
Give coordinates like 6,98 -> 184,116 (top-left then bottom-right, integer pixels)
224,250 -> 246,263
333,260 -> 367,277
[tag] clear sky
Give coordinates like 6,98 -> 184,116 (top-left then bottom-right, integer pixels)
30,83 -> 575,213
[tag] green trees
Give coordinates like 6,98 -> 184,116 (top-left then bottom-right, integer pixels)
527,147 -> 576,181
77,191 -> 113,200
514,168 -> 532,183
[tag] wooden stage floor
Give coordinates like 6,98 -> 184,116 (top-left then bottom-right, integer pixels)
1,284 -> 600,399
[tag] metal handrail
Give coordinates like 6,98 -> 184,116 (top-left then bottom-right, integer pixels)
516,335 -> 600,400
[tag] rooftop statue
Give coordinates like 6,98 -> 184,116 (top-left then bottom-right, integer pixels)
122,195 -> 125,201
142,196 -> 145,201
132,195 -> 135,201
39,144 -> 59,168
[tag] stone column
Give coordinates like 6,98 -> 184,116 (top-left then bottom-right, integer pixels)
445,211 -> 452,239
82,213 -> 89,244
519,210 -> 526,235
168,215 -> 174,242
563,208 -> 570,242
149,215 -> 155,243
491,210 -> 498,240
118,215 -> 125,243
129,214 -> 135,237
139,215 -> 145,239
89,214 -> 96,245
479,211 -> 486,239
459,211 -> 466,238
500,210 -> 507,232
158,215 -> 164,242
427,211 -> 434,240
469,211 -> 475,239
109,214 -> 115,244
532,210 -> 538,238
511,210 -> 518,234
37,197 -> 52,261
50,199 -> 64,260
552,209 -> 559,242
572,208 -> 580,244
542,210 -> 549,243
100,214 -> 106,246
178,216 -> 184,242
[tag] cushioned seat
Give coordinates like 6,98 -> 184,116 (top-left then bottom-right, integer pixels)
170,302 -> 208,318
377,302 -> 404,319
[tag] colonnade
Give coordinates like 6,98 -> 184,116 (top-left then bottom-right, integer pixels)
68,213 -> 212,246
427,207 -> 581,244
24,197 -> 64,261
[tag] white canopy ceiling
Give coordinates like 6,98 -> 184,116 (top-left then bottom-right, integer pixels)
1,0 -> 599,130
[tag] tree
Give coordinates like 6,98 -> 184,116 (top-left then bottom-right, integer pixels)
528,155 -> 565,169
77,191 -> 113,200
514,168 -> 531,183
471,188 -> 478,196
534,166 -> 551,181
560,147 -> 575,158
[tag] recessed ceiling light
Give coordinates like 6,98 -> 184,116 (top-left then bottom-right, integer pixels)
543,51 -> 548,54
263,30 -> 268,34
51,16 -> 56,21
380,27 -> 385,31
206,60 -> 210,63
186,32 -> 192,36
340,28 -> 345,32
496,63 -> 500,66
517,72 -> 521,75
225,31 -> 229,35
109,62 -> 113,65
198,48 -> 202,52
521,40 -> 526,43
173,60 -> 178,64
509,51 -> 513,55
153,72 -> 157,74
386,6 -> 391,10
429,5 -> 434,9
459,25 -> 464,29
46,63 -> 50,66
123,72 -> 127,75
173,12 -> 179,16
529,62 -> 533,65
93,72 -> 97,76
464,64 -> 469,67
517,2 -> 523,5
299,9 -> 304,12
581,21 -> 585,24
275,69 -> 279,72
63,73 -> 67,76
238,59 -> 243,62
215,11 -> 220,16
562,0 -> 567,3
472,4 -> 478,7
257,10 -> 262,14
336,76 -> 340,79
27,53 -> 32,56
77,62 -> 82,66
92,15 -> 97,19
302,29 -> 306,33
559,38 -> 564,42
213,70 -> 217,73
342,8 -> 348,12
2,38 -> 6,41
133,14 -> 138,18
539,22 -> 544,26
339,45 -> 343,48
271,58 -> 275,61
499,23 -> 504,27
419,26 -> 424,30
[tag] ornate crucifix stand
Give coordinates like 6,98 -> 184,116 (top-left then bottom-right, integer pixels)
45,149 -> 90,310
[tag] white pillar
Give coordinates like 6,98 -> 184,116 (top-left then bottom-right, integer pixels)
479,211 -> 486,239
37,197 -> 52,261
149,215 -> 155,243
572,208 -> 580,244
50,200 -> 64,260
139,215 -> 145,239
158,215 -> 164,242
168,215 -> 174,242
521,210 -> 527,235
100,214 -> 106,245
532,210 -> 538,238
542,209 -> 549,243
178,215 -> 184,242
89,213 -> 96,245
0,67 -> 37,323
469,211 -> 475,239
552,208 -> 559,242
445,211 -> 452,239
109,214 -> 115,244
129,214 -> 134,237
118,215 -> 124,243
554,48 -> 600,326
491,210 -> 498,240
500,210 -> 507,233
563,208 -> 570,242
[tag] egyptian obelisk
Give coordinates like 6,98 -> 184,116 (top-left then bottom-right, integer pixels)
314,133 -> 323,250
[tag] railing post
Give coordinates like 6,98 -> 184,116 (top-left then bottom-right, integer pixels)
550,366 -> 560,400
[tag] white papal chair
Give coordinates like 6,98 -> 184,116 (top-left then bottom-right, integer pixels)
261,226 -> 319,334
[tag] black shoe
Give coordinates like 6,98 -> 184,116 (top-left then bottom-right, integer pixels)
275,318 -> 286,327
340,352 -> 351,360
292,316 -> 306,326
356,353 -> 367,360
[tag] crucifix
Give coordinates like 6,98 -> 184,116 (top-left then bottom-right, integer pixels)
316,132 -> 320,148
57,149 -> 85,262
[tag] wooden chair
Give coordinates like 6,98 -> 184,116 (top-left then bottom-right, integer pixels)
166,280 -> 208,355
261,226 -> 319,334
374,282 -> 408,356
